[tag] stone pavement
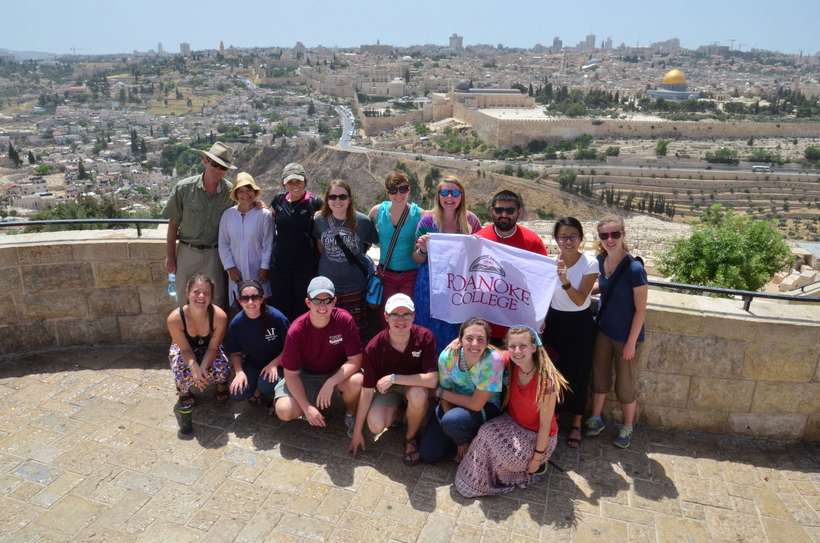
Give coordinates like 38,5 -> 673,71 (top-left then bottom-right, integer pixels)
0,345 -> 818,543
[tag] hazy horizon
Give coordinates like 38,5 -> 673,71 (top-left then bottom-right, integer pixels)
3,0 -> 819,56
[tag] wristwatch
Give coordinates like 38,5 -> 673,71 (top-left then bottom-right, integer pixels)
389,373 -> 396,385
561,282 -> 571,290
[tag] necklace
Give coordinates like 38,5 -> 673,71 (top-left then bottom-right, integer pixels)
518,364 -> 536,376
494,225 -> 517,239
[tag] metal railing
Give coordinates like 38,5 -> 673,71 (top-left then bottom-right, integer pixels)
645,280 -> 820,311
1,218 -> 817,312
0,218 -> 167,237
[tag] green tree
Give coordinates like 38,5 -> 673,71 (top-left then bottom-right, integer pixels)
27,150 -> 36,164
605,146 -> 620,157
8,142 -> 21,167
659,204 -> 791,291
307,101 -> 316,116
77,158 -> 89,180
655,140 -> 669,157
805,145 -> 820,162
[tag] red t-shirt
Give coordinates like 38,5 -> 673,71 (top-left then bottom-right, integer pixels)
506,355 -> 558,436
476,224 -> 548,339
361,325 -> 437,388
281,308 -> 362,374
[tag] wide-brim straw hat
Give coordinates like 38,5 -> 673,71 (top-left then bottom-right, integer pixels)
198,141 -> 238,170
230,172 -> 261,202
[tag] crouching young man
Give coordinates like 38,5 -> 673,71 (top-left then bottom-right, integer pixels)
274,276 -> 363,435
348,294 -> 437,465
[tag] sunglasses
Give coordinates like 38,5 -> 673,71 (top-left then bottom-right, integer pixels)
556,235 -> 580,243
387,185 -> 411,195
439,189 -> 462,198
493,206 -> 518,215
388,312 -> 414,320
327,193 -> 349,201
238,294 -> 263,303
310,297 -> 335,306
598,231 -> 623,240
208,159 -> 228,171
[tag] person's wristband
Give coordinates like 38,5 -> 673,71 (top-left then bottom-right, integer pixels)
389,373 -> 396,385
417,248 -> 427,256
533,447 -> 546,455
561,282 -> 571,290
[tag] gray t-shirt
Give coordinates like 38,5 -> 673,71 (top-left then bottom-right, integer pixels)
313,211 -> 379,294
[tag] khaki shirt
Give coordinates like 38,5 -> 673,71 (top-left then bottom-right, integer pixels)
162,173 -> 233,246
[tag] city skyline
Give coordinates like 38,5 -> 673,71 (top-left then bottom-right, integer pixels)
3,0 -> 819,56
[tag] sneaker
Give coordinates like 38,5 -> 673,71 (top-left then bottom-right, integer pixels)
613,426 -> 633,449
344,413 -> 356,438
174,401 -> 194,439
584,416 -> 606,437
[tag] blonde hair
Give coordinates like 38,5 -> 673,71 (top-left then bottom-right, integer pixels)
433,176 -> 471,234
596,214 -> 630,256
505,327 -> 568,406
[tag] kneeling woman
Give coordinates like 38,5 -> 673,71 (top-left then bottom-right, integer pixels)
419,318 -> 505,464
225,280 -> 290,403
166,274 -> 231,438
455,326 -> 568,498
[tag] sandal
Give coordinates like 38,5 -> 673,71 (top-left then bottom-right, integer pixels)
215,385 -> 229,404
403,438 -> 420,466
567,426 -> 582,449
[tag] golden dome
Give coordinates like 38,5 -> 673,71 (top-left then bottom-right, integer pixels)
662,69 -> 687,85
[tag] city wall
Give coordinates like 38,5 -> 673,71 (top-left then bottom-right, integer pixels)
472,114 -> 820,148
0,237 -> 818,442
359,101 -> 452,136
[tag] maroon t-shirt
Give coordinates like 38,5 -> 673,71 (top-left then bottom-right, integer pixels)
476,224 -> 548,339
281,308 -> 362,374
362,325 -> 437,388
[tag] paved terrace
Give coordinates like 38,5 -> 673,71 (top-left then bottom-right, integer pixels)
0,345 -> 818,543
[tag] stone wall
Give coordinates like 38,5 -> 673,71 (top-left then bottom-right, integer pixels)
457,109 -> 820,148
0,239 -> 175,355
629,291 -> 820,442
0,238 -> 818,441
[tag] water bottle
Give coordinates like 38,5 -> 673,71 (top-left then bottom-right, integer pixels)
167,273 -> 177,300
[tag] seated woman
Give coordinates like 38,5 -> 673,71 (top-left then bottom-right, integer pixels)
225,280 -> 290,404
166,274 -> 231,439
418,318 -> 504,464
454,326 -> 568,498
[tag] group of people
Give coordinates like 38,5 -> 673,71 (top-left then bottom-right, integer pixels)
162,141 -> 648,498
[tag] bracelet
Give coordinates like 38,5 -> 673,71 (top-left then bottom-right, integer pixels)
533,447 -> 546,455
389,373 -> 396,385
417,248 -> 427,255
561,282 -> 571,290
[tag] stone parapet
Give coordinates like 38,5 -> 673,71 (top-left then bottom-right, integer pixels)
0,238 -> 175,356
0,235 -> 818,441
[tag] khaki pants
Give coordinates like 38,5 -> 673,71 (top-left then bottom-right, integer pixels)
176,243 -> 227,310
592,332 -> 640,404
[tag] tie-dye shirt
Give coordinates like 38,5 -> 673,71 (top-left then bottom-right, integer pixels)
438,347 -> 505,408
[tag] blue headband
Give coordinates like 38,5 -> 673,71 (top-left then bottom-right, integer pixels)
511,325 -> 542,347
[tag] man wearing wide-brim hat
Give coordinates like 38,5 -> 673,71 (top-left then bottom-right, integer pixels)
162,141 -> 238,309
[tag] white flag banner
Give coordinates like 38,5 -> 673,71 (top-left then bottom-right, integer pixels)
428,233 -> 558,330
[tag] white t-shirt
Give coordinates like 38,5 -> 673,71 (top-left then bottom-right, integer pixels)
550,253 -> 600,312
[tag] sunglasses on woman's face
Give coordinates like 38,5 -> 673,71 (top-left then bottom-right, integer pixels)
387,185 -> 410,195
327,193 -> 349,201
238,294 -> 263,303
439,189 -> 462,198
598,231 -> 623,240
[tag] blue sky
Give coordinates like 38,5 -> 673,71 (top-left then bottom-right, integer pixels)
5,0 -> 818,55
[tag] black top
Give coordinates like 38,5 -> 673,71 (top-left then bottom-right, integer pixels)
271,192 -> 323,271
179,305 -> 214,349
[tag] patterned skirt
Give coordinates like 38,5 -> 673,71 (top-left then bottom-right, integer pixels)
169,343 -> 231,395
454,414 -> 558,498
